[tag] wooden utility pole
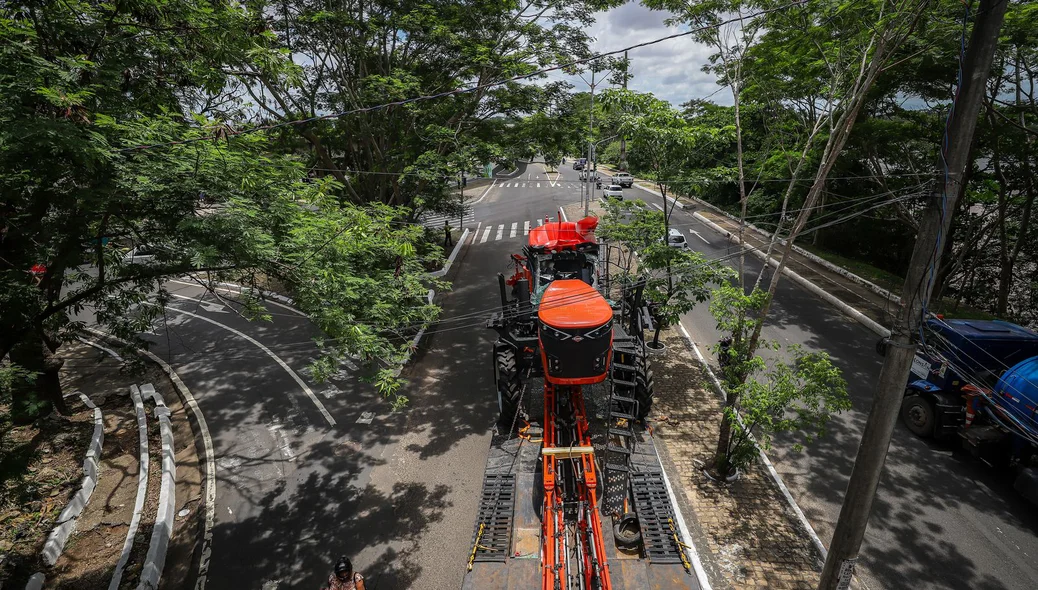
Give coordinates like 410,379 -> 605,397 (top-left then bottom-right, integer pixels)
620,50 -> 629,172
817,1 -> 1008,588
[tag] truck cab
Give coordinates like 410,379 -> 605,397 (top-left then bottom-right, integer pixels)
902,319 -> 1038,438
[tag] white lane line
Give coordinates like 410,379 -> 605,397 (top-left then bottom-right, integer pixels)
159,306 -> 337,426
471,178 -> 498,204
537,219 -> 544,226
690,229 -> 710,244
496,224 -> 504,241
537,183 -> 541,188
168,279 -> 305,318
510,222 -> 517,238
651,202 -> 665,212
524,221 -> 530,235
503,183 -> 510,188
470,221 -> 482,245
480,227 -> 491,243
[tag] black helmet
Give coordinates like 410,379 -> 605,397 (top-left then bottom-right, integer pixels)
334,556 -> 352,579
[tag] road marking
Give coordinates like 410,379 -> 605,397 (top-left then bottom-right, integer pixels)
168,279 -> 305,318
496,224 -> 504,241
524,221 -> 530,235
158,305 -> 337,426
503,183 -> 510,188
480,227 -> 491,243
690,229 -> 710,244
268,422 -> 297,462
537,219 -> 544,226
471,178 -> 498,204
651,203 -> 664,211
510,222 -> 517,238
537,183 -> 541,188
470,221 -> 482,245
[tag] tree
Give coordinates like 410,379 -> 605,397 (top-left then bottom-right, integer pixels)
0,1 -> 440,423
598,200 -> 733,347
708,284 -> 850,476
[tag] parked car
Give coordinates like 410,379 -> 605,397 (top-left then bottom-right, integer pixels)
601,184 -> 624,201
667,228 -> 688,249
611,172 -> 634,188
122,244 -> 160,265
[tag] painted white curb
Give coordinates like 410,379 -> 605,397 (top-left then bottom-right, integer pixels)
688,196 -> 899,305
83,328 -> 217,590
429,228 -> 471,278
109,385 -> 151,590
138,384 -> 175,590
652,442 -> 713,590
693,212 -> 891,338
42,392 -> 104,566
678,323 -> 829,563
76,336 -> 124,362
25,573 -> 45,590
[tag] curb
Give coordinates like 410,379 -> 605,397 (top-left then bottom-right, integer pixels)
42,392 -> 104,566
429,228 -> 471,278
138,383 -> 176,590
687,196 -> 899,305
651,442 -> 713,590
677,323 -> 829,563
693,212 -> 891,338
25,573 -> 45,590
109,385 -> 151,590
83,328 -> 217,590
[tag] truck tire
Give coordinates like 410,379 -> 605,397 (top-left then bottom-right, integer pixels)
901,394 -> 935,438
614,513 -> 642,549
634,357 -> 655,420
495,345 -> 523,431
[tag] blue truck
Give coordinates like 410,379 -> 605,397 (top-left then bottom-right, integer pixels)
900,319 -> 1038,504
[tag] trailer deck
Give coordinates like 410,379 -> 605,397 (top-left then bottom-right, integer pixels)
463,379 -> 699,590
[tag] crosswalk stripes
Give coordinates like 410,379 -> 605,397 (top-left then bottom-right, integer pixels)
496,225 -> 504,241
524,221 -> 530,235
510,222 -> 517,238
420,210 -> 475,228
480,227 -> 491,243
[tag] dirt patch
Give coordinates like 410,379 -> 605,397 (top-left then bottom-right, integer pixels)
1,340 -> 204,589
0,398 -> 93,585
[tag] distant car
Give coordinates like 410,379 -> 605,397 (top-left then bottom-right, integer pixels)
123,245 -> 159,265
667,228 -> 688,249
611,173 -> 634,188
573,161 -> 584,171
602,184 -> 624,201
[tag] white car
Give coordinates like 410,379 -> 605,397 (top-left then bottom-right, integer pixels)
667,228 -> 688,249
122,245 -> 159,265
611,173 -> 634,188
601,184 -> 624,201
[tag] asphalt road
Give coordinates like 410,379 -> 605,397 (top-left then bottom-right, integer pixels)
620,180 -> 1038,590
107,159 -> 1038,589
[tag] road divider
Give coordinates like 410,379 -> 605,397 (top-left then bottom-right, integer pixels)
42,392 -> 104,566
108,385 -> 150,590
138,383 -> 176,590
84,328 -> 217,590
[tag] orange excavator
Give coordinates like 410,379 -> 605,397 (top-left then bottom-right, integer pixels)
472,213 -> 694,589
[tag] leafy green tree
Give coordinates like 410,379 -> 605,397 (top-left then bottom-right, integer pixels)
708,284 -> 849,476
598,200 -> 733,347
0,1 -> 439,423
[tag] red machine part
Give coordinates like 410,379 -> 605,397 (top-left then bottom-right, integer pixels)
541,383 -> 612,590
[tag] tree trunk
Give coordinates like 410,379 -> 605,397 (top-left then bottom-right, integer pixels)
9,332 -> 69,424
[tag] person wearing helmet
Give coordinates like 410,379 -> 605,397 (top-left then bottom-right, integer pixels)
323,556 -> 365,590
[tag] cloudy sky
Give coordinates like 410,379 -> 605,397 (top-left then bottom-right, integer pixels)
547,1 -> 731,108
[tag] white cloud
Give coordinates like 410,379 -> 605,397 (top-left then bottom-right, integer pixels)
546,1 -> 731,108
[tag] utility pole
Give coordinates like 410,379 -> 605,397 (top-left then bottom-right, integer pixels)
586,68 -> 597,217
619,50 -> 628,172
817,2 -> 1007,588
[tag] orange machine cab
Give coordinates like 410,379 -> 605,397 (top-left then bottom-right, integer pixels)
538,279 -> 613,385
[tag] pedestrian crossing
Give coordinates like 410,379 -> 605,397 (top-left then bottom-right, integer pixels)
497,181 -> 590,190
472,219 -> 550,245
420,209 -> 475,227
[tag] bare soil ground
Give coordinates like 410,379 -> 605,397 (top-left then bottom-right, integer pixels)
0,340 -> 203,589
